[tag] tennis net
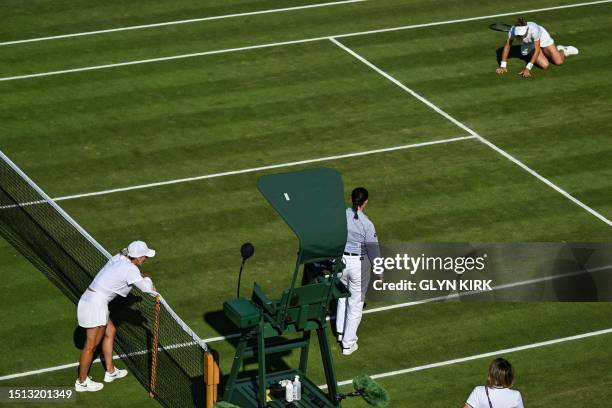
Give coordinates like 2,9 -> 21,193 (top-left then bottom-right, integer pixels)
0,150 -> 209,408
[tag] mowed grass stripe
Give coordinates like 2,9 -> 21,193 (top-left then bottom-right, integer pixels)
1,41 -> 460,197
1,0 -> 611,79
0,0 -> 365,46
0,0 -> 347,41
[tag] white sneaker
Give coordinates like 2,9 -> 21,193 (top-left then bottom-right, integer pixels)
104,368 -> 128,383
342,343 -> 358,356
75,377 -> 104,392
557,45 -> 579,57
565,46 -> 579,56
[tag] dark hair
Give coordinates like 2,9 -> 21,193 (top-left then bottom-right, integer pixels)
351,187 -> 369,219
487,358 -> 514,388
516,17 -> 527,26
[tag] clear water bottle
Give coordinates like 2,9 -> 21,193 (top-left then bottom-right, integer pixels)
293,375 -> 301,400
285,379 -> 294,402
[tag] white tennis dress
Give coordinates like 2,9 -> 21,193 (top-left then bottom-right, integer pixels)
77,254 -> 156,328
509,22 -> 554,55
466,386 -> 524,408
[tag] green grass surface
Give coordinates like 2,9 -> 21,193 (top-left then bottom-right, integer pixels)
1,0 -> 611,407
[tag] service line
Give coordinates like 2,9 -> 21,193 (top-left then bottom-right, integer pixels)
47,136 -> 475,202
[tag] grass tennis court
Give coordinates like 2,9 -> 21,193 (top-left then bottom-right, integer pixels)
1,0 -> 611,406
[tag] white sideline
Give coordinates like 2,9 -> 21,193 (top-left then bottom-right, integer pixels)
50,136 -> 475,202
329,38 -> 612,227
1,264 -> 609,382
0,1 -> 365,47
1,0 -> 611,82
324,327 -> 612,388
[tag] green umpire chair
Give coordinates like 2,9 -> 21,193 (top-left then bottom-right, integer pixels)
222,168 -> 350,407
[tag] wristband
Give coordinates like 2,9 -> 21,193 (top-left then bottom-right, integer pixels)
526,62 -> 534,70
500,61 -> 507,68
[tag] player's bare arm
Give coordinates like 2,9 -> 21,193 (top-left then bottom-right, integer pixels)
496,38 -> 512,74
519,40 -> 540,78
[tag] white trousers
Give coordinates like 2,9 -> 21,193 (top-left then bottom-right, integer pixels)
336,255 -> 366,348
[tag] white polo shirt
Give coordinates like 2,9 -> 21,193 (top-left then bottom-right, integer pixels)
509,22 -> 554,49
90,254 -> 153,301
466,386 -> 524,408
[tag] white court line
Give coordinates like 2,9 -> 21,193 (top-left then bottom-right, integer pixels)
323,327 -> 612,388
48,136 -> 475,202
1,0 -> 611,82
329,38 -> 612,227
2,264 -> 609,381
0,0 -> 365,47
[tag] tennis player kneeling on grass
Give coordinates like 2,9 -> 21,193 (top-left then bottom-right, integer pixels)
75,240 -> 158,392
496,17 -> 578,78
464,358 -> 524,408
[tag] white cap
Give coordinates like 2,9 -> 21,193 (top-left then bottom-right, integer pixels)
127,241 -> 156,258
513,25 -> 528,36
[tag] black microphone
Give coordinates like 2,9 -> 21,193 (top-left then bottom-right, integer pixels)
241,243 -> 254,261
237,243 -> 254,298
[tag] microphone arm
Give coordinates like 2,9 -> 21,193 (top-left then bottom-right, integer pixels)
237,259 -> 246,298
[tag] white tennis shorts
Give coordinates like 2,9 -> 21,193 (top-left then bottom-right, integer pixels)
77,290 -> 109,328
521,28 -> 554,55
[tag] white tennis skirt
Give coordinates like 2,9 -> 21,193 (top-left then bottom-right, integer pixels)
77,290 -> 109,328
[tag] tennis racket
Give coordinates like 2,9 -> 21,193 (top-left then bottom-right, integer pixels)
489,23 -> 512,32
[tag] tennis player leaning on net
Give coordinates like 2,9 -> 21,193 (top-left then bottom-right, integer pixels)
75,240 -> 158,392
496,17 -> 578,78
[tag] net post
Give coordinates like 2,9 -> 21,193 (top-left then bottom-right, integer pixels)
213,354 -> 219,402
149,295 -> 161,399
205,351 -> 219,408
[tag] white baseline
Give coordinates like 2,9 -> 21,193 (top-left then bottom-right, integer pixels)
0,0 -> 365,46
329,37 -> 611,227
1,0 -> 611,82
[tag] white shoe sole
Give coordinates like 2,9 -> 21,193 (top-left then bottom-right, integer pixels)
565,46 -> 579,56
342,344 -> 358,356
104,369 -> 128,383
75,382 -> 104,392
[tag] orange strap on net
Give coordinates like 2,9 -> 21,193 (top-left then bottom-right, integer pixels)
149,295 -> 161,399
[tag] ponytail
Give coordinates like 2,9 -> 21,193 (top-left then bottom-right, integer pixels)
351,187 -> 369,220
120,247 -> 136,260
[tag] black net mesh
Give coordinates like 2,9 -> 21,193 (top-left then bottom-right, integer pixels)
0,153 -> 207,408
